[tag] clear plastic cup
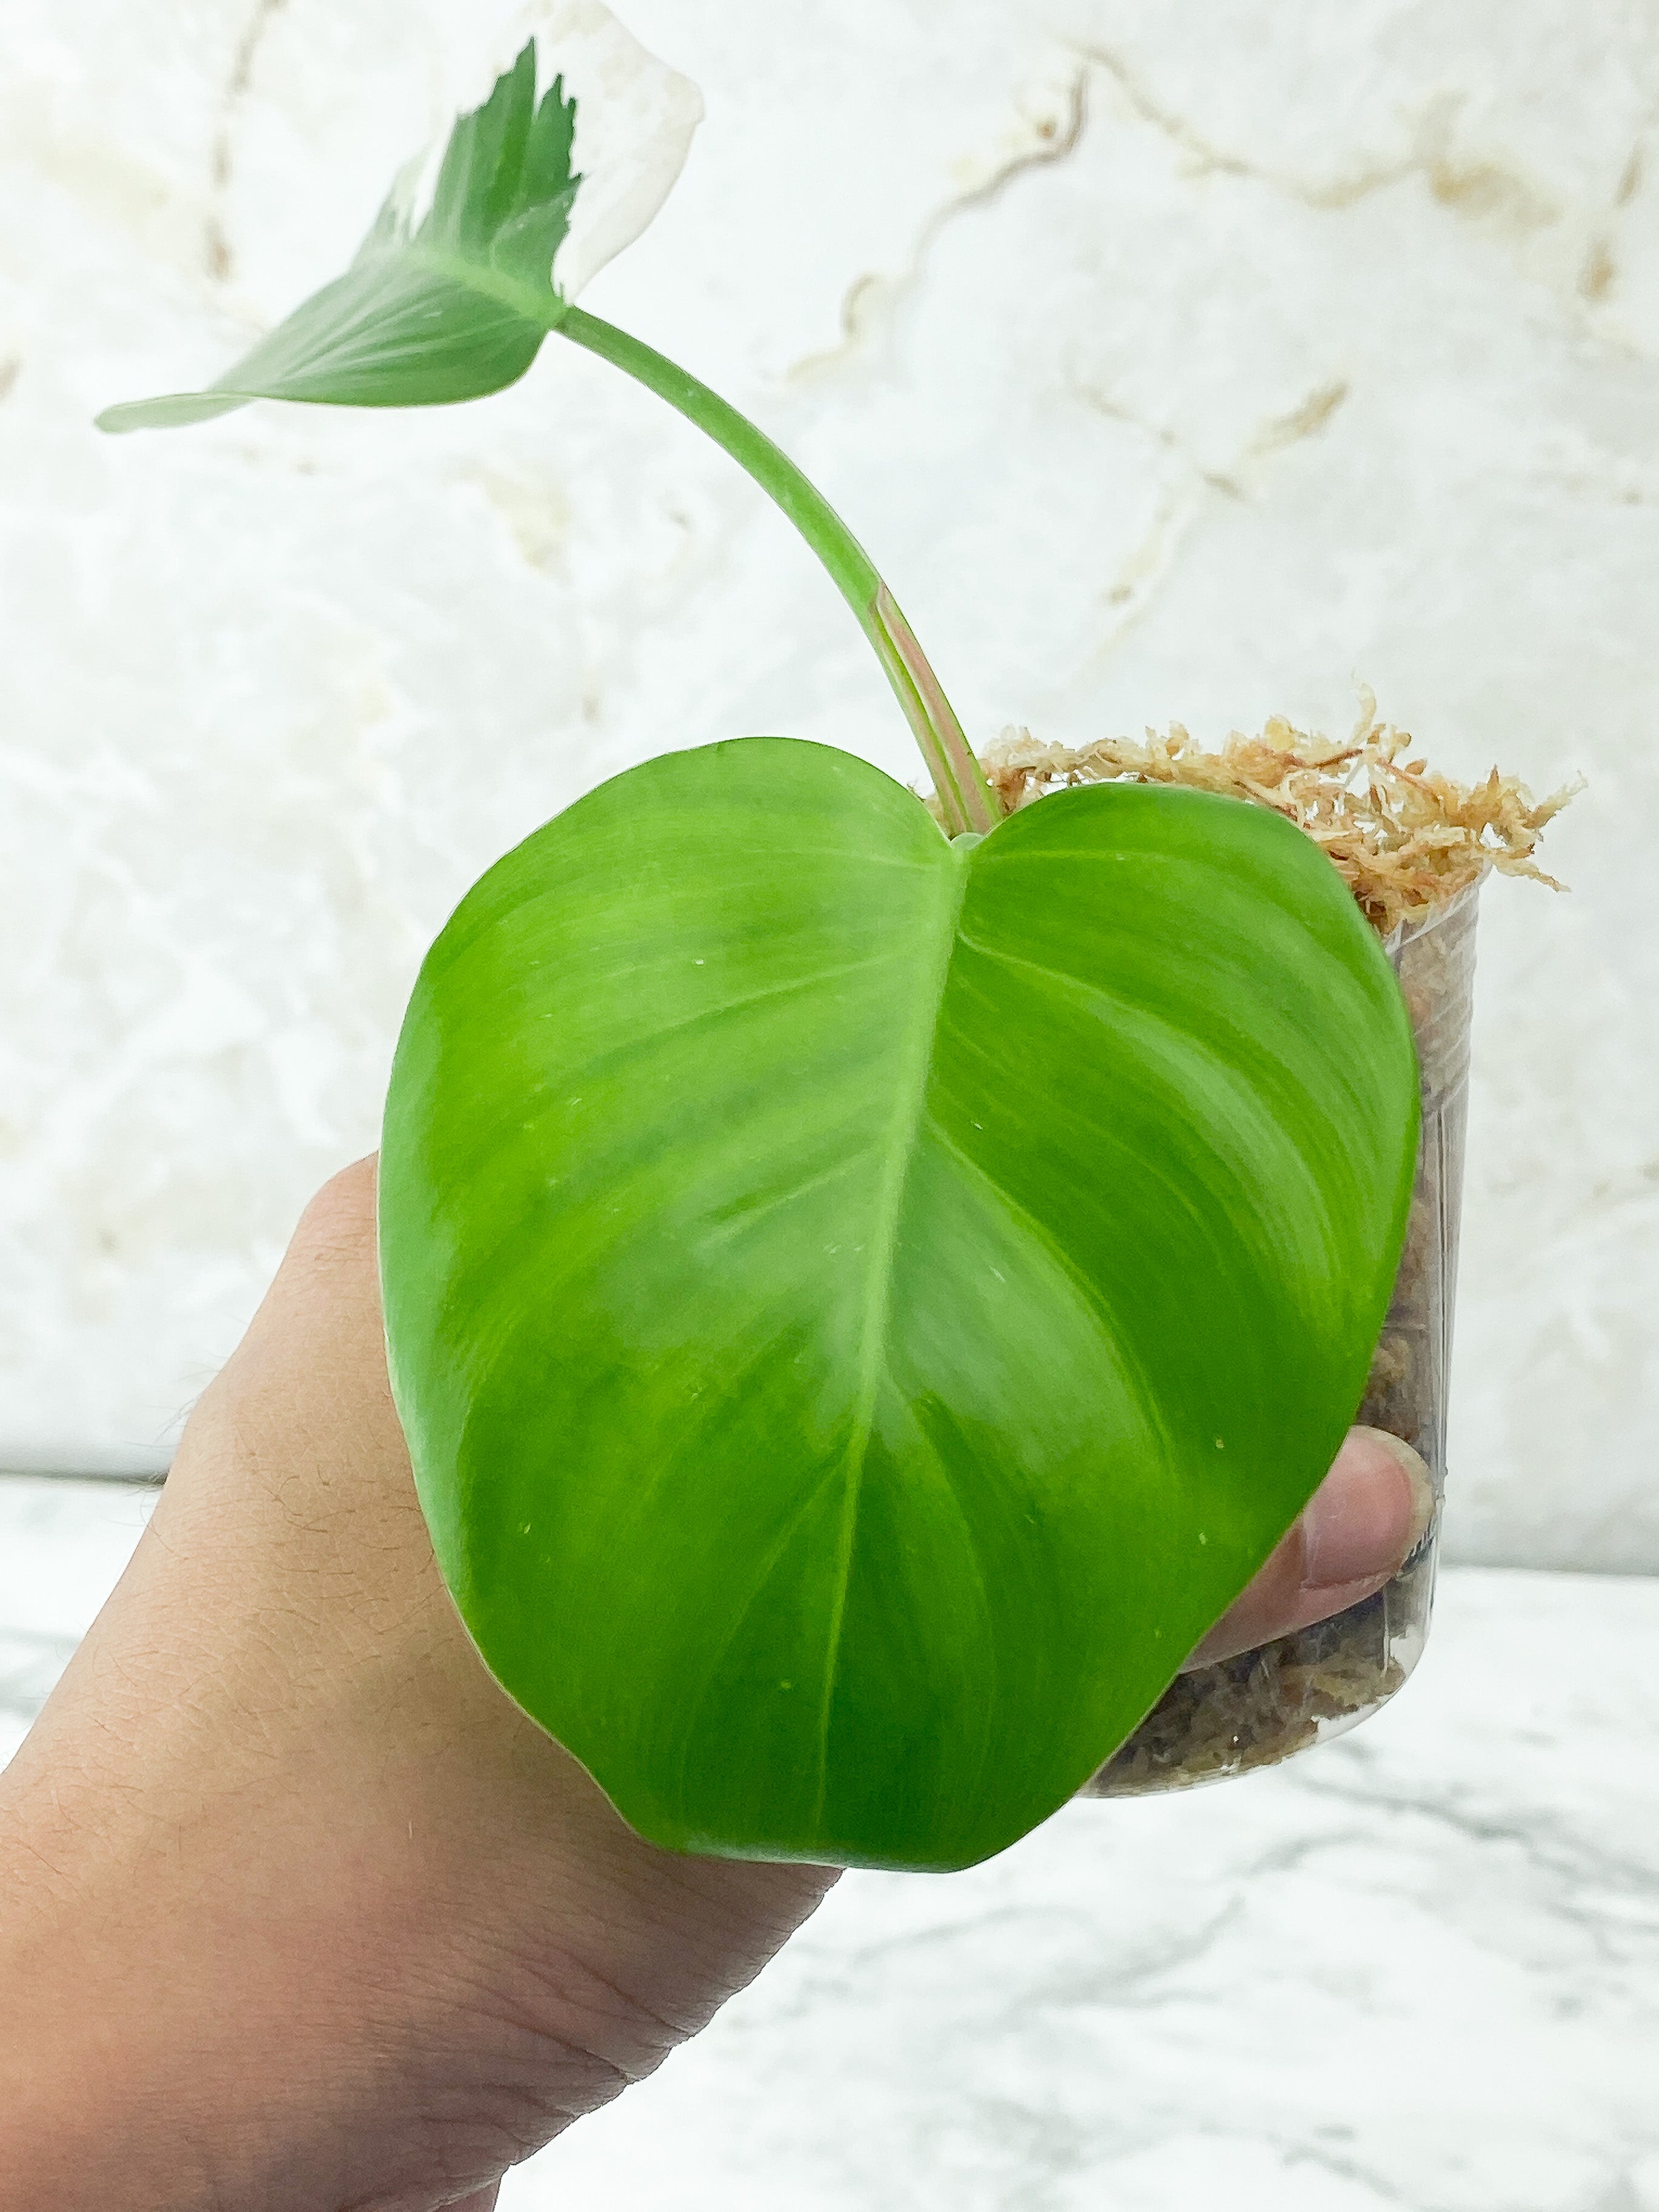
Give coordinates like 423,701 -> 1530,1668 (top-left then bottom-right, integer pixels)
1083,880 -> 1481,1798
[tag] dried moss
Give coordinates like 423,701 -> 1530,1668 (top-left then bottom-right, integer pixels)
968,692 -> 1579,938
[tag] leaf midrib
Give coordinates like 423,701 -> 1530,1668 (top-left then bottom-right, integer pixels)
403,239 -> 568,329
215,236 -> 566,384
809,840 -> 972,1824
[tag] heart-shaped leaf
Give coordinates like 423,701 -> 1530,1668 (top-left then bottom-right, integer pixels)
380,739 -> 1418,1870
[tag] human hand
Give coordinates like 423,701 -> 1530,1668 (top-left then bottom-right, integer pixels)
0,1159 -> 1432,2211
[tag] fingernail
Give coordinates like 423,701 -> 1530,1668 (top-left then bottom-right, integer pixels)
1300,1427 -> 1436,1591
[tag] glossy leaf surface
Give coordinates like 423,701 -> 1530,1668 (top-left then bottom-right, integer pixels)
380,740 -> 1418,1869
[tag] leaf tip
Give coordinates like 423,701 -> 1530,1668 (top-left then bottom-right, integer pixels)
95,391 -> 250,435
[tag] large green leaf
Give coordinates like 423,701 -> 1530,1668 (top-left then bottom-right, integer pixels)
96,42 -> 579,433
380,738 -> 1418,1870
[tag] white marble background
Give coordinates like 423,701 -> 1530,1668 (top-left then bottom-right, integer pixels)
1,2 -> 1655,1563
5,1481 -> 1658,2208
505,1568 -> 1659,2212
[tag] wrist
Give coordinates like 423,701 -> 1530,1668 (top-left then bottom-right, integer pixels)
0,1502 -> 756,2212
0,1792 -> 186,2208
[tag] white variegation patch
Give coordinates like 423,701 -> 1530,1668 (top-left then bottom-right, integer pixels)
413,0 -> 704,296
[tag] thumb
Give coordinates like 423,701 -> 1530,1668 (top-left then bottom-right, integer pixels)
1183,1427 -> 1435,1672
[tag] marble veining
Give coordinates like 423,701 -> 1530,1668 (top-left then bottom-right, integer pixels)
1,1 -> 1655,1564
502,1568 -> 1659,2211
3,1486 -> 1654,2211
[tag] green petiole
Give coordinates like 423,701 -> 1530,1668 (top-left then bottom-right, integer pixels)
557,307 -> 1000,837
91,37 -> 999,834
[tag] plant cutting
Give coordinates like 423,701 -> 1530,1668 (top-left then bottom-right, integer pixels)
100,12 -> 1535,1872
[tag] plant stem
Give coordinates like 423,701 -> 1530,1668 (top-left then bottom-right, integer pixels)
556,305 -> 1000,836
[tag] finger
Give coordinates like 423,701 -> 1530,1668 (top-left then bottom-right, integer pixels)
175,1154 -> 401,1484
1182,1427 -> 1435,1671
247,1152 -> 382,1330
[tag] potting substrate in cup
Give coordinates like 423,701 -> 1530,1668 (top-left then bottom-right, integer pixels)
955,712 -> 1574,1796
